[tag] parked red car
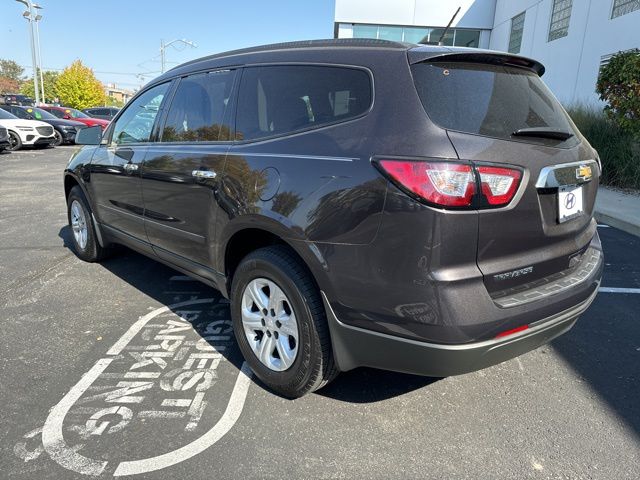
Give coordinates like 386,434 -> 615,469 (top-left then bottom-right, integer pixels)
40,106 -> 110,130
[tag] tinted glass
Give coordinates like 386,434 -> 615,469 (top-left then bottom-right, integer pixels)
27,107 -> 56,120
0,108 -> 17,119
411,62 -> 576,144
112,82 -> 169,145
46,108 -> 65,118
11,107 -> 31,119
236,65 -> 372,141
162,70 -> 236,142
67,109 -> 90,119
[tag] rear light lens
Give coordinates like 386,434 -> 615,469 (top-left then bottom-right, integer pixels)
495,324 -> 529,338
476,166 -> 521,206
378,160 -> 476,207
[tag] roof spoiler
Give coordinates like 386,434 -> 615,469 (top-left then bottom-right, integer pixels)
408,50 -> 545,76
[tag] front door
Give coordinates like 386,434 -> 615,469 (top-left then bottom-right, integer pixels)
89,82 -> 171,243
141,69 -> 237,269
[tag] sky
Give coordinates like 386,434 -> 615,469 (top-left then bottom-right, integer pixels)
0,0 -> 336,91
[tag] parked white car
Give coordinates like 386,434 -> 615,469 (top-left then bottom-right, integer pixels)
0,108 -> 56,151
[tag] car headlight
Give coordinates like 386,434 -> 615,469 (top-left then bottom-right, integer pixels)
17,126 -> 34,131
60,125 -> 76,131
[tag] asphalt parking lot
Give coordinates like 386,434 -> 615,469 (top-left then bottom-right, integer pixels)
1,146 -> 639,479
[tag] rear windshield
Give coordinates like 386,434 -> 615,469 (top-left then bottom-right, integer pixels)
411,62 -> 577,145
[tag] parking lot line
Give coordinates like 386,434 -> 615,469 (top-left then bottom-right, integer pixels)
599,287 -> 640,293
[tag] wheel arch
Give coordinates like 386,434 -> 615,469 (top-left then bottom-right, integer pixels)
221,223 -> 333,300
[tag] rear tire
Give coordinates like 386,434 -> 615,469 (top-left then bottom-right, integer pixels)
67,186 -> 108,262
7,131 -> 21,151
230,245 -> 337,398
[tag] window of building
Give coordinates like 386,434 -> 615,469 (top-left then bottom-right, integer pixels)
111,82 -> 169,145
508,12 -> 526,54
612,0 -> 640,18
342,23 -> 480,48
236,65 -> 372,141
161,70 -> 236,142
548,0 -> 572,41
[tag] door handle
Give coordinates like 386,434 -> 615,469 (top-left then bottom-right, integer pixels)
192,169 -> 217,179
123,163 -> 139,173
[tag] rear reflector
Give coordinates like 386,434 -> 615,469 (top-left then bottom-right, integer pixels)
476,166 -> 521,206
378,160 -> 476,207
495,324 -> 529,338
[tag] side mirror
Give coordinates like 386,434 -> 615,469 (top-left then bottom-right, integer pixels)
63,115 -> 71,119
75,125 -> 102,145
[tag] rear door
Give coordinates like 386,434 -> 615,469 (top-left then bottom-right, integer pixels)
141,69 -> 237,269
410,58 -> 599,292
89,82 -> 171,242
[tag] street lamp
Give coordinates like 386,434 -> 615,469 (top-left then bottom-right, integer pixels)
15,0 -> 44,105
160,38 -> 197,74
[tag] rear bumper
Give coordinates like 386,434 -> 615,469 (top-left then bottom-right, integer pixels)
323,281 -> 599,377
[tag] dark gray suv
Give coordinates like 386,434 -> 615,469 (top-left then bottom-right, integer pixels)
64,39 -> 603,398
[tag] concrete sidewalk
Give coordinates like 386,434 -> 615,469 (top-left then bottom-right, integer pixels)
595,186 -> 640,237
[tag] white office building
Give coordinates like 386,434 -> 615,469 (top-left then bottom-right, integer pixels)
334,0 -> 640,105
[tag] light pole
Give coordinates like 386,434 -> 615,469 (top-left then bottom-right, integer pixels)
160,38 -> 196,74
34,12 -> 45,102
15,0 -> 43,105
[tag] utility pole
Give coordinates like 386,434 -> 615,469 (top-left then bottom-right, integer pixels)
15,0 -> 43,105
159,38 -> 197,74
34,15 -> 45,102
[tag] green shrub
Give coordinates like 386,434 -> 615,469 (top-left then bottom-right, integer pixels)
567,105 -> 640,190
596,50 -> 640,138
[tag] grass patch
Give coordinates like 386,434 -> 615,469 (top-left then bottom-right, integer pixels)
566,105 -> 640,190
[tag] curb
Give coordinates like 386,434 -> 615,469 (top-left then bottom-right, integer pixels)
595,211 -> 640,238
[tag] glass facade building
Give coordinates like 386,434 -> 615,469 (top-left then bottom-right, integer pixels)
337,23 -> 482,48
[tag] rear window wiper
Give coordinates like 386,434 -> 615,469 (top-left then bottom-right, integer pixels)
512,127 -> 574,140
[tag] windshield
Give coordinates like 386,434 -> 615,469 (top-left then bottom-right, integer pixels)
0,109 -> 18,120
411,61 -> 577,145
66,108 -> 90,119
28,107 -> 57,120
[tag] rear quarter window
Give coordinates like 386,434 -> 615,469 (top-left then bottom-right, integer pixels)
236,65 -> 372,141
411,62 -> 578,146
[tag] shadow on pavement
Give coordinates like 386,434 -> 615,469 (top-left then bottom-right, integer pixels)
58,225 -> 441,403
317,368 -> 440,403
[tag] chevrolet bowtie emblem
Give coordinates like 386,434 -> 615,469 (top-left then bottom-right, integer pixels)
576,165 -> 592,182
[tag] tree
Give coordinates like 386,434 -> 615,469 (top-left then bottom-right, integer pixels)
596,50 -> 640,138
20,70 -> 59,103
0,76 -> 19,94
0,59 -> 24,81
55,60 -> 105,109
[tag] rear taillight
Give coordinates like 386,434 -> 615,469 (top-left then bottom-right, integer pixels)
376,159 -> 522,209
476,166 -> 522,206
378,160 -> 476,207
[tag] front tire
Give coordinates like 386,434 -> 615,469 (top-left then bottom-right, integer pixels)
7,131 -> 21,151
52,130 -> 64,146
231,246 -> 337,398
67,186 -> 107,262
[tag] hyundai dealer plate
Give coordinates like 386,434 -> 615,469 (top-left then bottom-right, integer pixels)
558,185 -> 583,223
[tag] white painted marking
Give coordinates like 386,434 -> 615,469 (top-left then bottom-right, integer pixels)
113,362 -> 253,476
597,224 -> 610,228
42,358 -> 112,476
169,275 -> 196,282
107,299 -> 214,355
516,357 -> 524,372
40,298 -> 253,477
138,410 -> 186,419
599,287 -> 640,294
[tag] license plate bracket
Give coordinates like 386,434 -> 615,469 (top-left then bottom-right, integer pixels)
558,185 -> 583,223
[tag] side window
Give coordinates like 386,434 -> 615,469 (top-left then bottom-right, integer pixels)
236,65 -> 372,141
111,82 -> 169,145
49,109 -> 65,119
13,108 -> 31,119
161,70 -> 236,142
